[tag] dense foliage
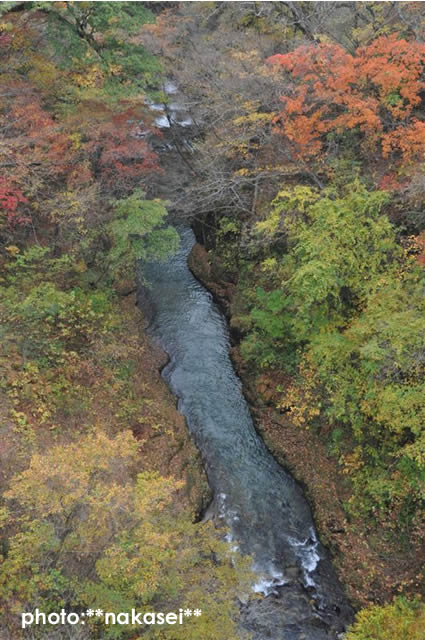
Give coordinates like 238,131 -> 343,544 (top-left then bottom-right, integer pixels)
242,182 -> 425,548
1,432 -> 248,639
346,597 -> 425,640
0,3 -> 248,639
269,36 -> 425,167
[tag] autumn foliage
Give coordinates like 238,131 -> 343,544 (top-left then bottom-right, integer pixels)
2,3 -> 425,638
269,35 -> 425,166
0,6 -> 250,639
0,178 -> 29,229
0,6 -> 161,250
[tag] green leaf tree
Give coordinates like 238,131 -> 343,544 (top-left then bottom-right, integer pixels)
107,190 -> 179,282
242,183 -> 395,367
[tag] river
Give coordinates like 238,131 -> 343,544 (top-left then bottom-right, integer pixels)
140,225 -> 353,640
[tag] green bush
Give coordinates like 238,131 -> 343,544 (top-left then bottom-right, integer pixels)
346,598 -> 425,640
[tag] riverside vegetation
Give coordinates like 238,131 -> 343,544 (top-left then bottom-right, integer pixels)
0,2 -> 424,640
0,3 -> 251,639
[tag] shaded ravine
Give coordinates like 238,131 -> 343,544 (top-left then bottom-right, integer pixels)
140,228 -> 352,639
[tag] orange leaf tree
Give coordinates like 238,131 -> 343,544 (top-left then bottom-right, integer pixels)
268,35 -> 425,168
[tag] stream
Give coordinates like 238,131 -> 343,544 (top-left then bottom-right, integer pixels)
140,227 -> 352,640
138,81 -> 352,639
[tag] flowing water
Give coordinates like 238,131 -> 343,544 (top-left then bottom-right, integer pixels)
140,227 -> 353,640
